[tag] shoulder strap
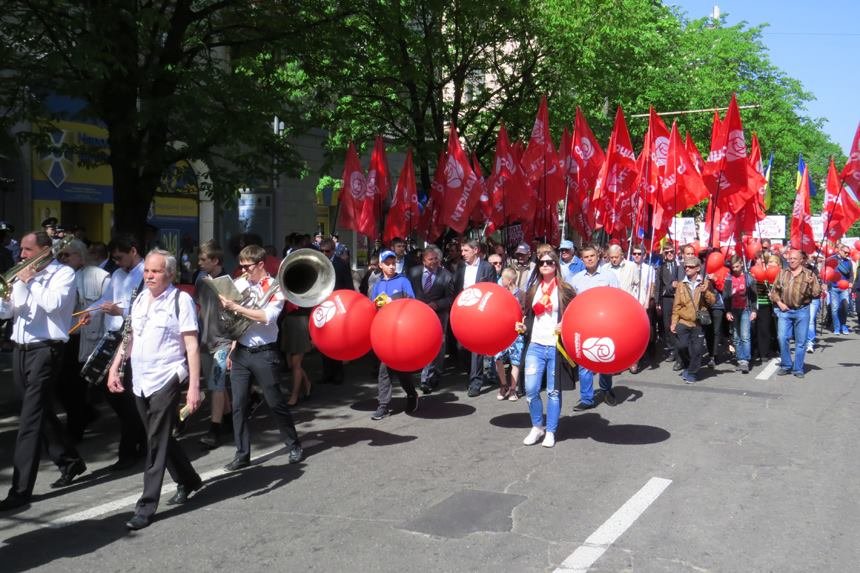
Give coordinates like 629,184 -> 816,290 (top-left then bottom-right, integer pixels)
174,288 -> 181,320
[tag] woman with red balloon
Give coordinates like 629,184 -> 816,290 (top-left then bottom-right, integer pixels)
515,250 -> 576,448
369,250 -> 419,420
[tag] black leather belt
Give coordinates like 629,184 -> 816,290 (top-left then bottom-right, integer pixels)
15,340 -> 64,351
237,343 -> 279,353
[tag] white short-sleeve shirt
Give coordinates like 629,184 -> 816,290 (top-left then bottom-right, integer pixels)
129,285 -> 198,397
233,275 -> 285,347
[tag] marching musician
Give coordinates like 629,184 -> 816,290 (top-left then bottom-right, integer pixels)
108,249 -> 203,530
86,233 -> 147,471
58,239 -> 110,441
0,232 -> 86,511
219,244 -> 303,471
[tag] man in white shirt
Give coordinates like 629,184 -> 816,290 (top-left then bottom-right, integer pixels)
108,249 -> 202,530
219,244 -> 303,471
454,240 -> 497,397
0,232 -> 86,511
626,245 -> 656,373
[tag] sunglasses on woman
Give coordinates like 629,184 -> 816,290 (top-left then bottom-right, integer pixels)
538,259 -> 556,267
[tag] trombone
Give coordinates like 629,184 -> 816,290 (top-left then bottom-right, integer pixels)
0,236 -> 73,299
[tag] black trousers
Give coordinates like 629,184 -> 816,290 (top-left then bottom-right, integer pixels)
133,378 -> 199,519
468,351 -> 484,392
377,363 -> 417,406
321,355 -> 344,384
9,344 -> 82,499
230,347 -> 300,462
104,366 -> 147,461
754,305 -> 775,361
676,323 -> 706,375
56,334 -> 95,440
705,308 -> 725,361
660,297 -> 677,360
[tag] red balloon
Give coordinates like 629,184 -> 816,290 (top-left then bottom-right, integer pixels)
837,279 -> 850,290
822,267 -> 839,283
745,240 -> 761,261
765,265 -> 780,283
825,257 -> 838,269
308,290 -> 375,361
706,251 -> 725,273
854,240 -> 860,251
772,243 -> 783,254
371,299 -> 442,372
450,282 -> 521,355
560,287 -> 649,374
851,250 -> 860,262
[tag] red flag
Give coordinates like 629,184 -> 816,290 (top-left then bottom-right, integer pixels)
842,122 -> 860,196
658,121 -> 710,219
367,136 -> 391,211
336,142 -> 368,235
440,124 -> 481,233
790,166 -> 816,253
685,132 -> 704,175
593,106 -> 638,235
824,157 -> 860,241
469,153 -> 493,228
705,94 -> 754,214
569,108 -> 605,239
383,149 -> 420,243
487,123 -> 532,225
735,133 -> 768,236
418,152 -> 448,242
521,97 -> 564,239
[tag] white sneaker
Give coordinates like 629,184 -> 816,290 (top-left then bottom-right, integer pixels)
806,343 -> 814,353
541,432 -> 556,448
523,426 -> 545,446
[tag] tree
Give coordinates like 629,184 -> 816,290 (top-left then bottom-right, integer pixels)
0,0 -> 346,240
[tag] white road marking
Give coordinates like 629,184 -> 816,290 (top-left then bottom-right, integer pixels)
45,444 -> 290,527
755,358 -> 780,380
554,477 -> 672,573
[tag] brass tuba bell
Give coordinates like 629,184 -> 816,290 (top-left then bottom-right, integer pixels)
277,248 -> 336,307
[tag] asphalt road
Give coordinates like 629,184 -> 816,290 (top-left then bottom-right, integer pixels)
0,333 -> 858,572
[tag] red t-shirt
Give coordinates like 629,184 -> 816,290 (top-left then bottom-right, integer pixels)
730,274 -> 747,310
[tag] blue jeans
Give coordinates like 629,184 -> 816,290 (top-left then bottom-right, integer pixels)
775,306 -> 810,374
830,287 -> 851,333
578,365 -> 612,405
728,309 -> 752,362
524,343 -> 561,433
806,298 -> 820,346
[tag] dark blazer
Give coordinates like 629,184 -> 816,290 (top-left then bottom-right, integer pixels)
519,280 -> 577,389
331,256 -> 355,291
408,265 -> 455,314
453,259 -> 497,293
656,259 -> 679,299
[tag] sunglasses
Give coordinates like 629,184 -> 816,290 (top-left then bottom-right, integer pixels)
538,259 -> 556,267
239,262 -> 260,271
632,252 -> 643,256
490,262 -> 503,266
684,265 -> 700,269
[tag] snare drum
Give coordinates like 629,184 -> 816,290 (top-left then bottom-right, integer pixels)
80,330 -> 122,386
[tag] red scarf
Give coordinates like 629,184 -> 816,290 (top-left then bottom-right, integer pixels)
533,278 -> 557,316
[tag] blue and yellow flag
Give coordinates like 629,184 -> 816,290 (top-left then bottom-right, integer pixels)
796,154 -> 817,197
763,152 -> 774,209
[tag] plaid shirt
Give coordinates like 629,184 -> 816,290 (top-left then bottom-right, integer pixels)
770,267 -> 821,309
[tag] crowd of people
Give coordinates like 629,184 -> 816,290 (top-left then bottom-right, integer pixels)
0,217 -> 857,529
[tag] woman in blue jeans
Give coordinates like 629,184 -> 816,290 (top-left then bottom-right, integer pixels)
515,250 -> 576,448
723,256 -> 757,373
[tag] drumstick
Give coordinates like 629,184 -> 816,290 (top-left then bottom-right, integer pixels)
68,319 -> 85,335
72,304 -> 123,317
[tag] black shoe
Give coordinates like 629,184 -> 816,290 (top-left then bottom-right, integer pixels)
166,477 -> 202,505
0,494 -> 30,511
406,394 -> 419,414
573,401 -> 596,412
672,361 -> 684,371
125,514 -> 150,530
467,386 -> 481,397
50,459 -> 87,488
199,431 -> 220,450
603,390 -> 617,406
224,456 -> 250,471
707,358 -> 716,369
371,405 -> 390,421
288,445 -> 303,464
419,383 -> 432,395
107,456 -> 140,473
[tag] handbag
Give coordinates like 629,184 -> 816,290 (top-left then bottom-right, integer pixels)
695,308 -> 712,326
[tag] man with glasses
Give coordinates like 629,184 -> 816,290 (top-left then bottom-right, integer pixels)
656,244 -> 681,369
627,245 -> 656,373
558,240 -> 585,285
220,245 -> 303,470
487,253 -> 504,282
85,233 -> 147,471
671,257 -> 716,384
454,240 -> 497,397
828,243 -> 853,335
771,249 -> 822,378
569,245 -> 620,410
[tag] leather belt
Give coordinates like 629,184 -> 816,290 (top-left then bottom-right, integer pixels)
15,340 -> 64,351
237,343 -> 279,354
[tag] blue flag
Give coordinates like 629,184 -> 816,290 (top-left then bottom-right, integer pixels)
796,154 -> 817,197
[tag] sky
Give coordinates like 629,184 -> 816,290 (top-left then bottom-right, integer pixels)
671,1 -> 859,155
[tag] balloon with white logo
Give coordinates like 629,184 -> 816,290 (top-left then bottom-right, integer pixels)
450,282 -> 522,355
560,287 -> 649,374
308,290 -> 376,360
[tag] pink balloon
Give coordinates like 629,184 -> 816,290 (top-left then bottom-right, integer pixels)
371,299 -> 442,372
309,290 -> 375,361
560,287 -> 649,374
450,282 -> 521,355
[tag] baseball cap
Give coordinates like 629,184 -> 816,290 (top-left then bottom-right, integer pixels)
379,250 -> 396,261
515,243 -> 530,255
559,239 -> 574,251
